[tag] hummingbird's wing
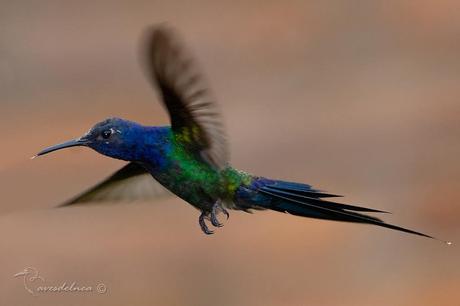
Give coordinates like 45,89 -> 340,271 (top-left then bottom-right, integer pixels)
142,25 -> 229,169
59,162 -> 171,207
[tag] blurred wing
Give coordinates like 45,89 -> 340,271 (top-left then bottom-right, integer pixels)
142,24 -> 229,169
59,162 -> 171,207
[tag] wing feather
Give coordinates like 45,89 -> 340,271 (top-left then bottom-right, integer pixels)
141,24 -> 229,169
59,162 -> 171,207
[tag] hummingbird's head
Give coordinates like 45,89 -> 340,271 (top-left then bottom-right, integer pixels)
34,118 -> 146,161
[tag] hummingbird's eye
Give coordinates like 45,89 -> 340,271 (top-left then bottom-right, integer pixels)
101,129 -> 112,139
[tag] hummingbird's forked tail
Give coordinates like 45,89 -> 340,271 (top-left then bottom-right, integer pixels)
235,178 -> 444,241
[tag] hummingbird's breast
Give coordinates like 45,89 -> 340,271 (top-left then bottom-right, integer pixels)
143,139 -> 224,211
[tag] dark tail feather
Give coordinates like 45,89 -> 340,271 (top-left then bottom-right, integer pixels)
264,181 -> 343,198
238,179 -> 450,243
261,186 -> 389,213
259,188 -> 433,239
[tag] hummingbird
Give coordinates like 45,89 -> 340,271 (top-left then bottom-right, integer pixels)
33,25 -> 445,241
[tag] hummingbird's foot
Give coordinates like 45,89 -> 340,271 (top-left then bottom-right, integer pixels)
210,200 -> 229,228
199,212 -> 214,235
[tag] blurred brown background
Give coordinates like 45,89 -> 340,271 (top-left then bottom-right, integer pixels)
1,1 -> 459,305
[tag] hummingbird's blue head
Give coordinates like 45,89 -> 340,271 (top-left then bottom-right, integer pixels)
35,117 -> 147,162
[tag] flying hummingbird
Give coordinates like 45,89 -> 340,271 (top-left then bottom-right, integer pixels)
33,25 -> 445,240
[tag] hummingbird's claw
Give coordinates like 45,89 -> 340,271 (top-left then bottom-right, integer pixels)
210,200 -> 229,228
222,207 -> 230,220
199,201 -> 229,234
211,201 -> 223,227
199,212 -> 214,235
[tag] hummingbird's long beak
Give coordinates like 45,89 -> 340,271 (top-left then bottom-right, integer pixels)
33,138 -> 88,158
